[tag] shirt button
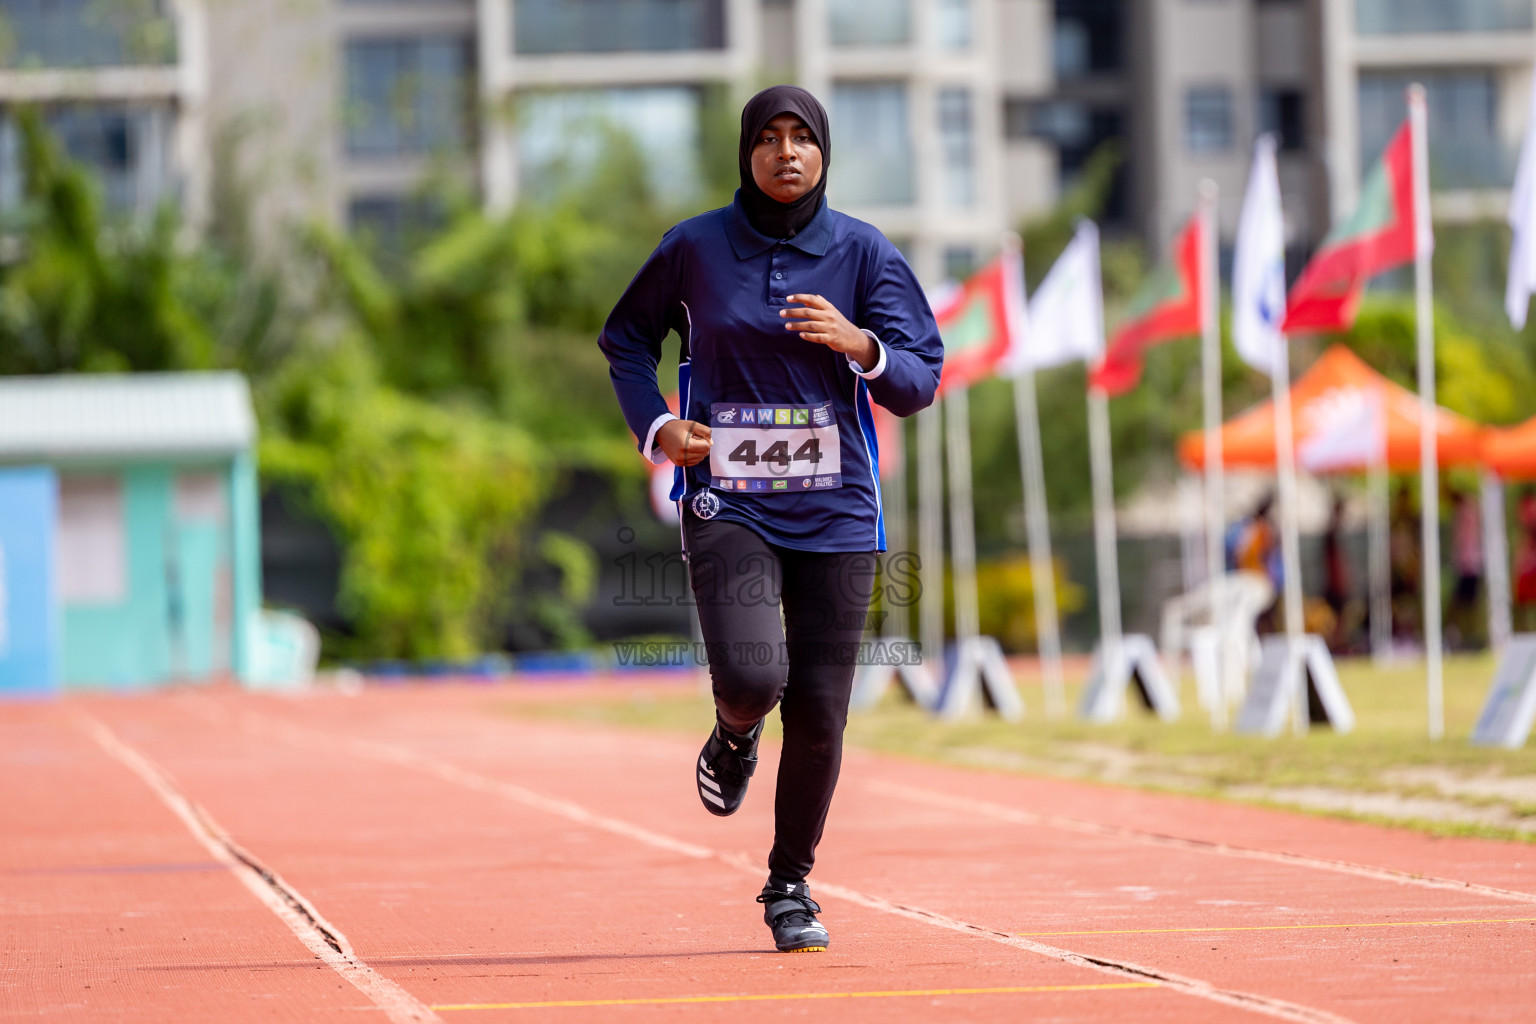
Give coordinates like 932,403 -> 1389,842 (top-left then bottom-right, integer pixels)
774,271 -> 784,280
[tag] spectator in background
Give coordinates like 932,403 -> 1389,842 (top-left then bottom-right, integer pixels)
1229,494 -> 1281,632
1320,494 -> 1352,650
1446,486 -> 1484,650
1514,490 -> 1536,631
1389,482 -> 1421,645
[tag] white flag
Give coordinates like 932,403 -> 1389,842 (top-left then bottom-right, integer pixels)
1233,135 -> 1287,375
1016,220 -> 1104,373
1507,73 -> 1536,329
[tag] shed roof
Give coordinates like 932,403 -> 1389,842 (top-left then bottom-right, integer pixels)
0,372 -> 256,462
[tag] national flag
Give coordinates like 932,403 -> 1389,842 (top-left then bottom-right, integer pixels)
1013,220 -> 1104,373
1508,73 -> 1536,329
1282,118 -> 1422,333
1089,212 -> 1203,395
932,244 -> 1026,393
871,403 -> 903,478
1233,135 -> 1287,375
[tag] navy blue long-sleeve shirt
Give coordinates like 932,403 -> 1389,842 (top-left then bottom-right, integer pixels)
599,193 -> 943,552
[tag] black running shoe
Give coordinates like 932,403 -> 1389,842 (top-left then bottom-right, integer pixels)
696,718 -> 763,817
757,881 -> 829,953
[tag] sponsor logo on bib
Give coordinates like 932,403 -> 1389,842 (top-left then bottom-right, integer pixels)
691,490 -> 722,520
716,408 -> 736,424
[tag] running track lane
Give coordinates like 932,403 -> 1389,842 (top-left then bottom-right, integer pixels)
0,703 -> 408,1022
70,697 -> 1212,1024
218,686 -> 1535,1022
20,684 -> 1536,1022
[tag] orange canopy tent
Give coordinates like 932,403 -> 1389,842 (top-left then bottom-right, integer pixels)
1179,345 -> 1483,473
1481,417 -> 1536,479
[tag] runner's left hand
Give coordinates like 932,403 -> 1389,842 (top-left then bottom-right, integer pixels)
781,294 -> 877,371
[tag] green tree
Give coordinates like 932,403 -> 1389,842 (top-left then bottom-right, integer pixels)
259,340 -> 545,659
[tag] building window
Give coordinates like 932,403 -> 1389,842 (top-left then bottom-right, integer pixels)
1184,86 -> 1234,154
57,476 -> 127,606
0,0 -> 176,68
1359,70 -> 1512,189
1258,88 -> 1305,152
348,194 -> 447,254
514,0 -> 725,54
0,103 -> 176,215
1355,0 -> 1533,35
343,36 -> 473,158
831,81 -> 914,205
1053,0 -> 1124,78
829,0 -> 911,47
1012,98 -> 1128,224
944,246 -> 977,282
517,86 -> 703,204
938,87 -> 975,208
935,0 -> 972,49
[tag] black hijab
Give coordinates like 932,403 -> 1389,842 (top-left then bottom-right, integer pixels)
737,85 -> 830,240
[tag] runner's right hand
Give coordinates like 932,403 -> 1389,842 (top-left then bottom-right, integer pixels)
657,419 -> 713,467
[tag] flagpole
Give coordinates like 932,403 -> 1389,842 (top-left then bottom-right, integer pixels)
1006,229 -> 1065,718
946,385 -> 981,651
1272,331 -> 1306,733
1087,386 -> 1123,710
1409,83 -> 1444,741
917,403 -> 945,676
1014,365 -> 1064,716
885,421 -> 910,643
1483,472 -> 1512,655
1197,179 -> 1227,728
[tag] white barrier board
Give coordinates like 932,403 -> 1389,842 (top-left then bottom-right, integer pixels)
937,635 -> 1024,721
1471,634 -> 1536,748
1235,635 -> 1354,737
1080,633 -> 1179,722
849,636 -> 941,712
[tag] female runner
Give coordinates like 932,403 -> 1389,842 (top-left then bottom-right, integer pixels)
599,84 -> 942,952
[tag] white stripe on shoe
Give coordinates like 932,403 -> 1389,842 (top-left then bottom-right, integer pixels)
697,772 -> 722,793
699,785 -> 727,809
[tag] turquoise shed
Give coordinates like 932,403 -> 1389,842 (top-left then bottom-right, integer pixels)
0,373 -> 261,688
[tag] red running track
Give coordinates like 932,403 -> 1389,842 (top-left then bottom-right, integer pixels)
3,682 -> 1534,1023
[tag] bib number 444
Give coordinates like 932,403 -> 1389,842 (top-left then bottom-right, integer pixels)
728,438 -> 823,469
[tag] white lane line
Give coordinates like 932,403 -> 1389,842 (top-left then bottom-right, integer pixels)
869,780 -> 1536,906
77,715 -> 442,1024
231,708 -> 1356,1024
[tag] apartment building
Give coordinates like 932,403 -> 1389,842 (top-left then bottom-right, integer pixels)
1017,0 -> 1328,257
1021,0 -> 1534,259
0,0 -> 207,222
477,0 -> 1053,283
1320,0 -> 1536,223
1,0 -> 1053,285
3,1 -> 1528,280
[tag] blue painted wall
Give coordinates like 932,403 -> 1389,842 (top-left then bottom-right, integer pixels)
0,467 -> 59,697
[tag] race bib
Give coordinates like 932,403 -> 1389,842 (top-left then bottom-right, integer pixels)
709,402 -> 841,494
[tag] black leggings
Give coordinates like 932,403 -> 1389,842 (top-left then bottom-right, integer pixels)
684,515 -> 876,884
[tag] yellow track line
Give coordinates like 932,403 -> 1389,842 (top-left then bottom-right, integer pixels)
1020,916 -> 1536,937
432,981 -> 1159,1011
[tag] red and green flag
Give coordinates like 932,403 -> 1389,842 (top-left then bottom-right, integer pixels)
1282,119 -> 1420,333
1090,212 -> 1204,396
932,246 -> 1026,394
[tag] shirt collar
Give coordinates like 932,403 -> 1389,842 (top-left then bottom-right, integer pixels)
724,191 -> 833,259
